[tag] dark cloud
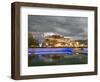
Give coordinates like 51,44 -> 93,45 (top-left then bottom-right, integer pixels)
28,15 -> 88,40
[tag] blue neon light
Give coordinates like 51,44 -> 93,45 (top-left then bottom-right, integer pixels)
28,48 -> 73,55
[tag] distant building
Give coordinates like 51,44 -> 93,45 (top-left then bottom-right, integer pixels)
29,32 -> 87,48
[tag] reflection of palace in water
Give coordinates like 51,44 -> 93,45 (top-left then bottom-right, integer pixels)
31,32 -> 87,48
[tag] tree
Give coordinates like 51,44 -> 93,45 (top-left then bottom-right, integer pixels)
28,32 -> 39,47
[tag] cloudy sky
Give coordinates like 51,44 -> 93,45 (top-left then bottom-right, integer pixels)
28,15 -> 88,40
